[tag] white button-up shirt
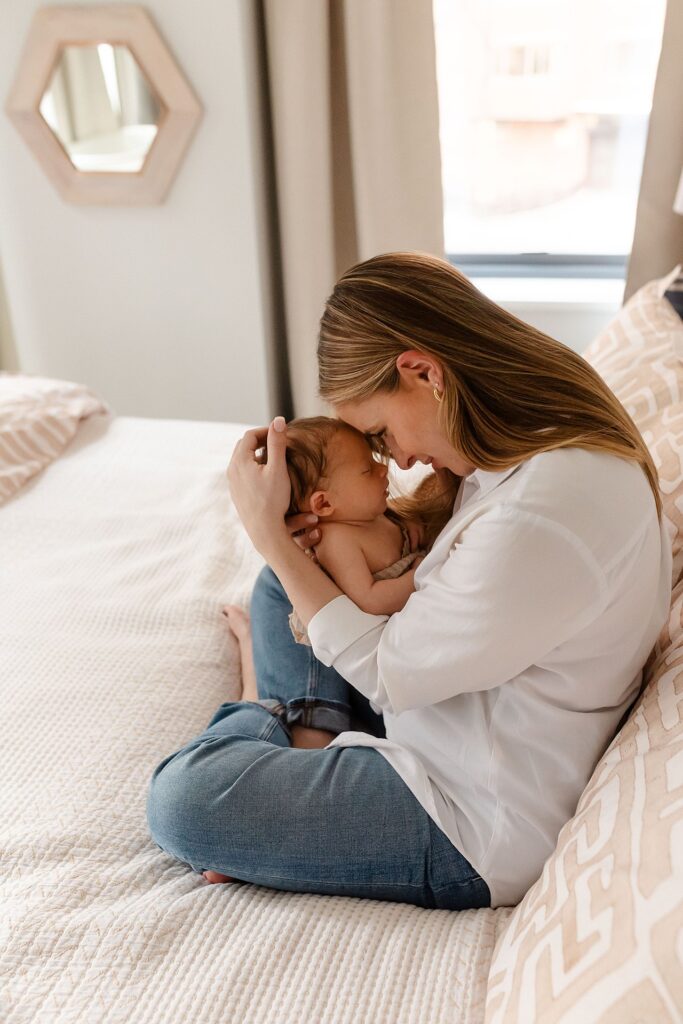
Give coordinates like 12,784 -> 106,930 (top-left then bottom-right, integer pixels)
307,447 -> 672,907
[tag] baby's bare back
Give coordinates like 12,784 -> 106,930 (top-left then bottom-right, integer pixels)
318,514 -> 405,575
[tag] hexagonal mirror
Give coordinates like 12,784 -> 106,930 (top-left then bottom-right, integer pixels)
5,6 -> 202,204
39,44 -> 163,174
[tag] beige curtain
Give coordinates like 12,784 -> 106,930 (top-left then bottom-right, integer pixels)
261,0 -> 445,418
625,0 -> 683,302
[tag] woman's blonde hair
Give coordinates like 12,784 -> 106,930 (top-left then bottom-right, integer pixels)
317,250 -> 663,542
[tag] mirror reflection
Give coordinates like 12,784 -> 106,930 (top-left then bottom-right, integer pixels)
39,44 -> 162,173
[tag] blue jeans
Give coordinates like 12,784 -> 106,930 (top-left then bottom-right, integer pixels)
146,565 -> 491,910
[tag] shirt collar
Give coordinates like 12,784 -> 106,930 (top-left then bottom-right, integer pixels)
466,462 -> 524,502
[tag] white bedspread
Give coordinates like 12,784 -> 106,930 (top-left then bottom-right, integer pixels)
0,414 -> 510,1024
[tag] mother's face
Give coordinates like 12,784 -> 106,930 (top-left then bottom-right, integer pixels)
334,351 -> 477,478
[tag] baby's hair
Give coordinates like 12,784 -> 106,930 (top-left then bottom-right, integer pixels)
255,416 -> 365,516
256,414 -> 456,549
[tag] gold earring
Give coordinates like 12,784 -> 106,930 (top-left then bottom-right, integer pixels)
433,388 -> 442,403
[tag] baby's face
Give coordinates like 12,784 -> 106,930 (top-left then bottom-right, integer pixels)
312,429 -> 390,521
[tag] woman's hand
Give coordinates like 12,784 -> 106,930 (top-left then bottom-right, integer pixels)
227,417 -> 294,556
406,520 -> 425,552
286,512 -> 322,565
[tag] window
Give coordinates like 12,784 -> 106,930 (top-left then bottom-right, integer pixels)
432,0 -> 667,277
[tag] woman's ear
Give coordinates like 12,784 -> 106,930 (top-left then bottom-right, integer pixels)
395,350 -> 444,392
309,490 -> 335,517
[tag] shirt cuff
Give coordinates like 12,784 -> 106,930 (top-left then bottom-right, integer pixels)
307,595 -> 388,667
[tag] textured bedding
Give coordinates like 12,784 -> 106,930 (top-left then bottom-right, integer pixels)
1,411 -> 510,1024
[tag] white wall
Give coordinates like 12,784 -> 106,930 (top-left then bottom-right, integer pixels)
0,0 -> 277,424
473,277 -> 624,354
504,299 -> 620,354
0,254 -> 19,372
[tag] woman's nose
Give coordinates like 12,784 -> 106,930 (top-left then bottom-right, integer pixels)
391,447 -> 414,471
384,434 -> 414,471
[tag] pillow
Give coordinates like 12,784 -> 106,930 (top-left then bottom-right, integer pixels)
0,372 -> 109,505
485,267 -> 683,1023
582,264 -> 683,588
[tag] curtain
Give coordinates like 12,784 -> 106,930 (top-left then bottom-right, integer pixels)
625,0 -> 683,302
260,0 -> 445,418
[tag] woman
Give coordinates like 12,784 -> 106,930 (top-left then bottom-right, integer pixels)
147,252 -> 671,910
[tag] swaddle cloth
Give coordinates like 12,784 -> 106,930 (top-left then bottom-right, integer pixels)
288,525 -> 426,646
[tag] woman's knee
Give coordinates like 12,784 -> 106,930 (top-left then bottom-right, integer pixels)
146,742 -> 226,865
146,731 -> 276,865
147,751 -> 193,857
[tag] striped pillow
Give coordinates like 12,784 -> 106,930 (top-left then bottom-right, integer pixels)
0,372 -> 109,505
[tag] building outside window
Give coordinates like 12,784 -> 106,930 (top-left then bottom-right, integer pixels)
432,0 -> 667,279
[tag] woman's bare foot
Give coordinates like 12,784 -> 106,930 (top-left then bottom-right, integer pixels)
222,607 -> 334,751
202,870 -> 237,883
222,604 -> 259,701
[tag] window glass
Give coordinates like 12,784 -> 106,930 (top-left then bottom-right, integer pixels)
433,0 -> 666,257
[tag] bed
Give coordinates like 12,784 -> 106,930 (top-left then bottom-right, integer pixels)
1,391 -> 510,1024
4,262 -> 682,1022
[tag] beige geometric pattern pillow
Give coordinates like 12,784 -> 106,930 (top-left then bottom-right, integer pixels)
485,267 -> 683,1024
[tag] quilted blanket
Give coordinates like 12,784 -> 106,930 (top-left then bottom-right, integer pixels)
1,411 -> 509,1024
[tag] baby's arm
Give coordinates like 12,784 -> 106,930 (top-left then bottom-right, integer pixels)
316,528 -> 421,616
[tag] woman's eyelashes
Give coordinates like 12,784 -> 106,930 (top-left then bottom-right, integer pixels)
367,429 -> 389,455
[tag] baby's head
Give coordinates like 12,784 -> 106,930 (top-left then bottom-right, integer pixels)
257,415 -> 390,522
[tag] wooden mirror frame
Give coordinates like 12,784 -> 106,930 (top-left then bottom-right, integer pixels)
4,5 -> 203,205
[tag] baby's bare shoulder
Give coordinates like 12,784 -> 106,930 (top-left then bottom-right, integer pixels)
315,522 -> 368,567
316,521 -> 360,550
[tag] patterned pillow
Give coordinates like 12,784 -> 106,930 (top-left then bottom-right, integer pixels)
485,266 -> 683,1024
0,372 -> 109,505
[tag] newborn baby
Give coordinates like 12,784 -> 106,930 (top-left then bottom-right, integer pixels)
224,415 -> 435,697
284,417 -> 427,643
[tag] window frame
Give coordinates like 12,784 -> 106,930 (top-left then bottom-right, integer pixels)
447,254 -> 627,280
